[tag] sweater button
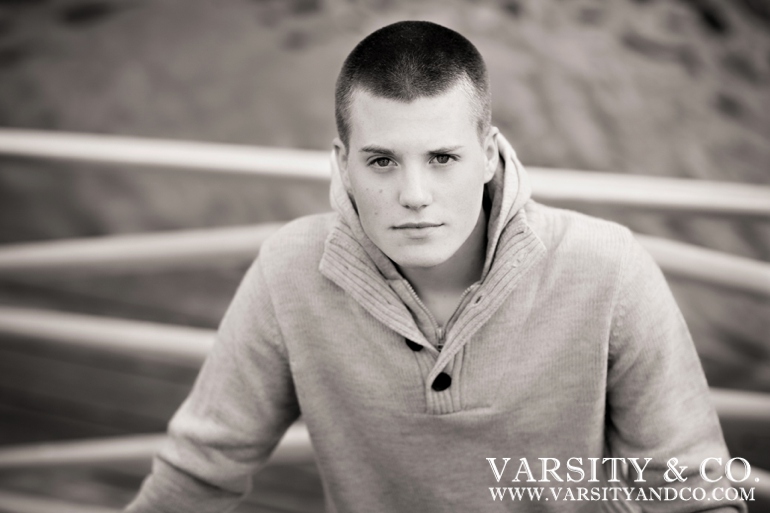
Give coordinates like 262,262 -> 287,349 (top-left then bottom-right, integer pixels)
431,372 -> 452,391
405,339 -> 423,352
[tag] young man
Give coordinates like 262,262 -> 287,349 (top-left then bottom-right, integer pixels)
126,22 -> 745,512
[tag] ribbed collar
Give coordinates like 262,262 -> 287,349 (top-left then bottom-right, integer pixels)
319,130 -> 543,354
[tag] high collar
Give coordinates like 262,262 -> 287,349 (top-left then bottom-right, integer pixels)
327,129 -> 533,282
321,130 -> 546,414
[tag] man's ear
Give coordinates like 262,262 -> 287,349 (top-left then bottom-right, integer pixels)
332,137 -> 353,192
482,126 -> 500,183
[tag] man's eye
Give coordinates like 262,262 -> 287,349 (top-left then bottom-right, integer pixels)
372,157 -> 393,167
432,154 -> 454,164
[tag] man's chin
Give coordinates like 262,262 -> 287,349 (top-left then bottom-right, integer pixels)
388,249 -> 453,271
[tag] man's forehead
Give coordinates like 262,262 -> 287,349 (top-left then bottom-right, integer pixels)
348,81 -> 474,112
346,84 -> 478,150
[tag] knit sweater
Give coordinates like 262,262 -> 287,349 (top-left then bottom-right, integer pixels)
126,134 -> 745,512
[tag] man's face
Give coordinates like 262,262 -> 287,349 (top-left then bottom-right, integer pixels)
335,82 -> 498,270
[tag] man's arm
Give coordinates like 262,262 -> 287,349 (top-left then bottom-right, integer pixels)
125,257 -> 301,512
605,233 -> 747,512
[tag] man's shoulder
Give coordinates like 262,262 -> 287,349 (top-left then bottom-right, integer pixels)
525,201 -> 635,268
258,212 -> 337,275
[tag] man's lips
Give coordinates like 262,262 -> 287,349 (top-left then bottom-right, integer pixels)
392,222 -> 443,229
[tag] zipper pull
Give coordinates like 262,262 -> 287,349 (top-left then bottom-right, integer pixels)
437,326 -> 445,351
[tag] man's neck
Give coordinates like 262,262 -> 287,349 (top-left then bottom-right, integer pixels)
397,207 -> 488,317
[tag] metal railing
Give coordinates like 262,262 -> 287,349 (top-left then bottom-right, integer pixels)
0,305 -> 767,465
1,128 -> 768,511
0,226 -> 767,295
2,129 -> 770,216
0,422 -> 313,468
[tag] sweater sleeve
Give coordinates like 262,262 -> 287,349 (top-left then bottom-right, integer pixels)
605,234 -> 747,513
124,257 -> 301,513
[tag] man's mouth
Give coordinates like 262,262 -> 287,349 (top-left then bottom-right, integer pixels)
393,222 -> 443,230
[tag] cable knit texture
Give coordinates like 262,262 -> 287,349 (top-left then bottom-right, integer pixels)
125,133 -> 744,513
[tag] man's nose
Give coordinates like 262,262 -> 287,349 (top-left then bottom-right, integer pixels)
398,167 -> 432,210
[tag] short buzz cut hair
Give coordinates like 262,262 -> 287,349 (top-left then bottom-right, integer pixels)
335,21 -> 491,148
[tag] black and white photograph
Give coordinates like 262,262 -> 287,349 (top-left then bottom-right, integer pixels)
0,1 -> 768,512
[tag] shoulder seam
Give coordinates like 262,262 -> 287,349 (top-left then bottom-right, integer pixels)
607,228 -> 636,354
255,257 -> 291,360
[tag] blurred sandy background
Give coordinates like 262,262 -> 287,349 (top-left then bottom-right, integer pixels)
0,0 -> 768,435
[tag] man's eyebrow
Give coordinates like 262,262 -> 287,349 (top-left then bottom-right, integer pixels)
428,146 -> 463,154
359,145 -> 464,155
359,145 -> 396,156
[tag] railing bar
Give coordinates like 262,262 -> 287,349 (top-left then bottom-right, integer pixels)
0,306 -> 214,364
635,234 -> 770,296
0,423 -> 313,468
0,434 -> 166,468
529,169 -> 770,216
0,223 -> 281,273
0,129 -> 331,180
0,490 -> 121,513
709,388 -> 770,422
0,227 -> 767,296
0,393 -> 765,468
1,129 -> 769,216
